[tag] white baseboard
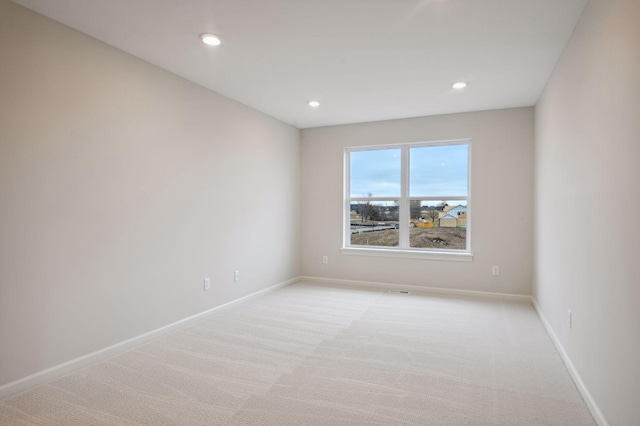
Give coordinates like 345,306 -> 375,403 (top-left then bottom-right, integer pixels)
531,298 -> 608,426
0,277 -> 297,400
299,276 -> 532,303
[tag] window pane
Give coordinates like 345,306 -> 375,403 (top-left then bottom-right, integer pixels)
350,149 -> 401,197
350,201 -> 399,247
410,144 -> 468,197
410,201 -> 467,249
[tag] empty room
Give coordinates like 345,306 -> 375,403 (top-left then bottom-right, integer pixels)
0,0 -> 638,425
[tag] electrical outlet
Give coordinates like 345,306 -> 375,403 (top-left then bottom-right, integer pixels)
234,270 -> 240,282
204,277 -> 211,291
492,265 -> 500,276
568,310 -> 573,329
322,256 -> 328,264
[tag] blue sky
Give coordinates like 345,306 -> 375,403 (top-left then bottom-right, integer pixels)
350,144 -> 468,198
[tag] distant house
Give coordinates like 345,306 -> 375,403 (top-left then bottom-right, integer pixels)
439,205 -> 467,228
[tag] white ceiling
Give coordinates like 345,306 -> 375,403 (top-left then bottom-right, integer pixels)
12,0 -> 587,129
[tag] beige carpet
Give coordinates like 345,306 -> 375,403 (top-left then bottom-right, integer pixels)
0,281 -> 595,425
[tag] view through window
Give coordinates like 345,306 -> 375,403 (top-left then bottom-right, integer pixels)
346,141 -> 469,252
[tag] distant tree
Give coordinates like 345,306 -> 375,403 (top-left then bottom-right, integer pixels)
410,200 -> 422,220
425,207 -> 440,224
360,193 -> 373,223
388,202 -> 399,221
370,206 -> 380,221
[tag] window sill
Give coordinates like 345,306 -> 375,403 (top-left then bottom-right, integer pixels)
340,247 -> 473,262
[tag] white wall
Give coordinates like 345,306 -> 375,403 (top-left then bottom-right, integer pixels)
0,0 -> 300,387
534,0 -> 640,424
301,108 -> 534,295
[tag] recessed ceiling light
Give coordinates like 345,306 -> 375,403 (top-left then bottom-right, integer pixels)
452,81 -> 468,89
200,33 -> 221,46
308,100 -> 320,108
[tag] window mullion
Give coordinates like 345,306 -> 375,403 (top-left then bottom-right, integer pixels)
398,146 -> 410,249
344,150 -> 351,247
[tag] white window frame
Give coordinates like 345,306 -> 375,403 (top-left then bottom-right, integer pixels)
341,139 -> 473,262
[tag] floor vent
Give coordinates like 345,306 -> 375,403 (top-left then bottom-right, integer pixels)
388,290 -> 410,294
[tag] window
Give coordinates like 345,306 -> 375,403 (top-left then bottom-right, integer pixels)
344,140 -> 471,260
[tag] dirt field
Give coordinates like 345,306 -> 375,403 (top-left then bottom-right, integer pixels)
351,227 -> 466,249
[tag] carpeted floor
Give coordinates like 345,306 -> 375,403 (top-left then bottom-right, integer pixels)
0,281 -> 595,425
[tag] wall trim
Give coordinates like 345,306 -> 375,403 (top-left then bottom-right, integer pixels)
340,247 -> 473,262
0,277 -> 298,400
531,298 -> 609,426
299,276 -> 532,303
